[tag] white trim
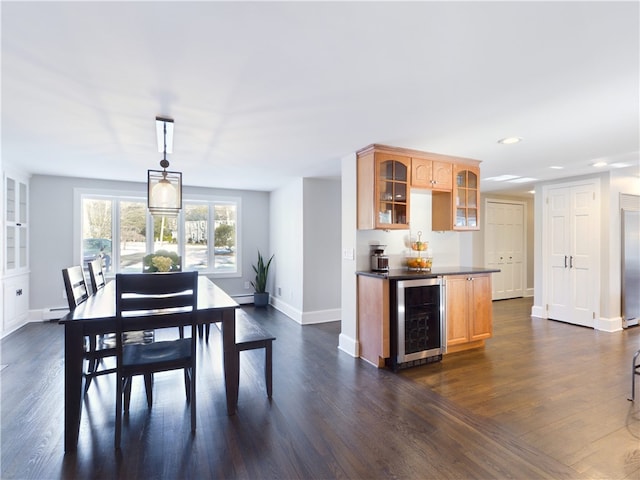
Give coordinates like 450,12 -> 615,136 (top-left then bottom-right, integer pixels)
531,304 -> 546,318
73,188 -> 242,277
338,333 -> 359,358
271,297 -> 302,323
596,316 -> 623,332
300,308 -> 341,325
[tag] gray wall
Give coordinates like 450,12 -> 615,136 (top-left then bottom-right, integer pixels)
269,177 -> 342,323
303,177 -> 341,312
29,174 -> 270,310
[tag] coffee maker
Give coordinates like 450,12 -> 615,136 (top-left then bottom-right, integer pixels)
370,245 -> 389,272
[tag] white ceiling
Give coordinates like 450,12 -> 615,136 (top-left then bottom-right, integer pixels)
2,1 -> 638,194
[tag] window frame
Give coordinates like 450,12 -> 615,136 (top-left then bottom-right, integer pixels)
74,188 -> 242,278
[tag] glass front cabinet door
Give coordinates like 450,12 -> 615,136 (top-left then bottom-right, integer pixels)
375,154 -> 410,229
453,166 -> 480,230
5,175 -> 29,273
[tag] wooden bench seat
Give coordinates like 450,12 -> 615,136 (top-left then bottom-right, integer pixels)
215,312 -> 276,398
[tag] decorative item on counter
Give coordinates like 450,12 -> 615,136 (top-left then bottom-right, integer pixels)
370,244 -> 389,272
406,231 -> 433,271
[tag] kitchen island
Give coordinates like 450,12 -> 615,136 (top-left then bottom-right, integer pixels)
356,267 -> 499,368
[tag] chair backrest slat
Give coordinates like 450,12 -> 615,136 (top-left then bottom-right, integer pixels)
115,272 -> 198,335
88,259 -> 106,293
62,266 -> 90,311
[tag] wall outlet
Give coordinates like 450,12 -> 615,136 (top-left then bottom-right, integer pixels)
343,248 -> 354,260
277,287 -> 282,296
244,281 -> 251,289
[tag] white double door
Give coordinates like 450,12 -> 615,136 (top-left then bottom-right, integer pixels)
485,200 -> 525,300
544,180 -> 600,327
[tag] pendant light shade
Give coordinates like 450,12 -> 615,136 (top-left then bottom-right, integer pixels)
148,117 -> 182,217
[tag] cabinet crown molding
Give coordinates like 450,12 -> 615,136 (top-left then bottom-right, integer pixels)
356,144 -> 481,167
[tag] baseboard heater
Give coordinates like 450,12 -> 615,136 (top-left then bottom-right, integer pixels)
43,307 -> 70,321
232,294 -> 255,305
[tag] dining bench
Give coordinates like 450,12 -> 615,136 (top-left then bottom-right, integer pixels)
215,312 -> 275,398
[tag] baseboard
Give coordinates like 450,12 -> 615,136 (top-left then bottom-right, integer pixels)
231,294 -> 255,305
525,288 -> 534,297
338,333 -> 359,358
270,298 -> 340,325
39,306 -> 70,321
301,308 -> 341,325
270,297 -> 302,323
596,316 -> 623,332
531,305 -> 546,319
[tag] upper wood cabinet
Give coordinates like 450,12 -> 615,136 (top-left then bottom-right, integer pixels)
358,149 -> 410,230
358,144 -> 481,231
411,158 -> 452,191
433,165 -> 481,231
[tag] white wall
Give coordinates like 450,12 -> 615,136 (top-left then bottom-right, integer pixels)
269,179 -> 304,318
270,177 -> 342,324
29,174 -> 270,311
339,153 -> 358,356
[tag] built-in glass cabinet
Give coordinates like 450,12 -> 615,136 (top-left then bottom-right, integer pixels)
376,155 -> 410,229
5,175 -> 29,272
3,172 -> 30,334
454,166 -> 479,229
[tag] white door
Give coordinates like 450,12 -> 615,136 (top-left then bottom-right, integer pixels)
545,181 -> 599,327
485,200 -> 525,300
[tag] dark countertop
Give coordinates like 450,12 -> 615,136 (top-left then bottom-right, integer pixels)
356,267 -> 500,280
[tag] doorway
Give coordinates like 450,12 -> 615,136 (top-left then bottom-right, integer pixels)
484,199 -> 526,300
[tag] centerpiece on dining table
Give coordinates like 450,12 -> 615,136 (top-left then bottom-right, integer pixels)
142,250 -> 182,273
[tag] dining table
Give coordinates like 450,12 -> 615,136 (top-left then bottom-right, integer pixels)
60,275 -> 239,452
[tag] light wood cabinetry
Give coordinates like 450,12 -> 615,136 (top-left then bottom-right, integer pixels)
445,273 -> 492,352
357,149 -> 410,230
411,158 -> 452,191
3,171 -> 30,333
433,165 -> 480,231
357,275 -> 390,367
357,144 -> 480,231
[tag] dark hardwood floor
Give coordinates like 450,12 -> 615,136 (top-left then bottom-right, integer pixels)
1,298 -> 639,479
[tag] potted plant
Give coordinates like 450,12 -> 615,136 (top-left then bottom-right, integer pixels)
251,250 -> 274,307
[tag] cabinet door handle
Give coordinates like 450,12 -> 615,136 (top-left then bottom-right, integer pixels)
564,255 -> 568,268
16,289 -> 22,296
569,256 -> 573,268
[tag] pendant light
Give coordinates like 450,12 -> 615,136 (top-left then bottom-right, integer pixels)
148,116 -> 182,216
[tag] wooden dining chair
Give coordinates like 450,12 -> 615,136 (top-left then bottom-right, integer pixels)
114,271 -> 198,449
87,258 -> 106,293
62,266 -> 114,393
89,259 -> 155,349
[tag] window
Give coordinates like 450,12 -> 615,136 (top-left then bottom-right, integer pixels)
77,190 -> 240,276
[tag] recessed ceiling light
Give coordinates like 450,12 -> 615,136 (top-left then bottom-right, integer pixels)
508,177 -> 537,184
610,162 -> 632,169
528,190 -> 535,194
485,174 -> 520,182
592,161 -> 608,168
497,137 -> 523,145
550,166 -> 564,170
